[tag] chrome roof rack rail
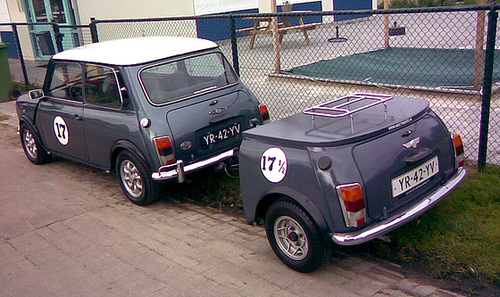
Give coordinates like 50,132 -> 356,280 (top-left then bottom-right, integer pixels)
303,93 -> 393,133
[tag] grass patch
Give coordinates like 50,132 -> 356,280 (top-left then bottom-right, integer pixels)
164,167 -> 242,213
0,112 -> 9,122
354,166 -> 500,291
13,82 -> 41,94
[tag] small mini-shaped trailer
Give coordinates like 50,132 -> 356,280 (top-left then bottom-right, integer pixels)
239,93 -> 467,272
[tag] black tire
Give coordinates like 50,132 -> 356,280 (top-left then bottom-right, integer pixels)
265,197 -> 332,272
20,124 -> 51,165
116,150 -> 159,206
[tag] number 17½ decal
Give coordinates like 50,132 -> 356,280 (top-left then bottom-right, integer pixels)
53,116 -> 69,146
260,147 -> 288,183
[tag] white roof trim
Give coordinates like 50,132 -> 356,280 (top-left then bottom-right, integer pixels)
52,36 -> 219,66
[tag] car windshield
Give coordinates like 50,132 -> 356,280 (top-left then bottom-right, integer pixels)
140,52 -> 238,105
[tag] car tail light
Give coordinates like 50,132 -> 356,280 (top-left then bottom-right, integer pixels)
452,133 -> 465,168
336,183 -> 366,228
259,104 -> 270,124
154,136 -> 175,165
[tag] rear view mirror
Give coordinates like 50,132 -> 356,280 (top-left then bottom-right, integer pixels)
29,89 -> 44,100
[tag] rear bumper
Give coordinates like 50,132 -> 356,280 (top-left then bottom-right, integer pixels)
331,167 -> 467,246
151,148 -> 237,182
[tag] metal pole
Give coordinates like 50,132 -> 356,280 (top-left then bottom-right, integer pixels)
478,5 -> 497,169
11,24 -> 30,86
89,17 -> 99,43
52,22 -> 64,53
229,15 -> 240,76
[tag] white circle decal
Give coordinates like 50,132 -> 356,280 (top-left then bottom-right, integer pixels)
260,147 -> 288,183
53,116 -> 69,146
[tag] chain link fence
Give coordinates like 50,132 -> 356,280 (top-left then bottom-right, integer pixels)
2,5 -> 499,167
0,23 -> 93,85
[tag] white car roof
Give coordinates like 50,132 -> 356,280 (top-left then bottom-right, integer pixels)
52,36 -> 219,66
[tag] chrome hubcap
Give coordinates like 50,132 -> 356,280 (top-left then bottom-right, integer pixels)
274,216 -> 309,260
23,130 -> 38,159
120,160 -> 143,198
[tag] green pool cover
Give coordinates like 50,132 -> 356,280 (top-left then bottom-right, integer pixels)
289,47 -> 500,90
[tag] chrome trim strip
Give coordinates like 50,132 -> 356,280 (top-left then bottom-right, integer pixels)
151,148 -> 237,182
331,167 -> 467,246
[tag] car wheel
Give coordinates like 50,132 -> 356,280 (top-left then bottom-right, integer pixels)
265,197 -> 332,272
20,124 -> 50,165
116,151 -> 159,206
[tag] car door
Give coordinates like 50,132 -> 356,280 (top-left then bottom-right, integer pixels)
36,61 -> 88,161
82,64 -> 139,169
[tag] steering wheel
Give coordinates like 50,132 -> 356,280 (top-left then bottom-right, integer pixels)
68,85 -> 83,101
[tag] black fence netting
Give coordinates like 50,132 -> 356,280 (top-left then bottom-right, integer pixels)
3,5 -> 499,166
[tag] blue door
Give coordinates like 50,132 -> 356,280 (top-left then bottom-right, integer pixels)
334,0 -> 372,22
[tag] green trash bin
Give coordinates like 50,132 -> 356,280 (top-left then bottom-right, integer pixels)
0,43 -> 13,102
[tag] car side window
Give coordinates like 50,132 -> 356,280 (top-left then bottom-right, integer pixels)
47,62 -> 83,101
85,65 -> 122,109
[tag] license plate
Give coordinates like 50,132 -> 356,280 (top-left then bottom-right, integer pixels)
391,156 -> 440,197
201,122 -> 241,147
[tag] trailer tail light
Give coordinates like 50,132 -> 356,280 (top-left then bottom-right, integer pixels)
336,183 -> 366,228
452,133 -> 465,168
154,136 -> 175,165
259,104 -> 270,124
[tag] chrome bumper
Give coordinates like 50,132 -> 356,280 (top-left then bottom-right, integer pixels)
151,148 -> 238,182
331,167 -> 467,246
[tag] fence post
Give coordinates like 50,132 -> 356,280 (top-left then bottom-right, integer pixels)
229,15 -> 240,76
478,5 -> 498,169
10,24 -> 30,86
474,0 -> 487,90
89,17 -> 99,43
52,22 -> 64,53
384,0 -> 390,48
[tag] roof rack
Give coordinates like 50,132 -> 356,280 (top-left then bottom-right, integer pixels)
303,93 -> 393,133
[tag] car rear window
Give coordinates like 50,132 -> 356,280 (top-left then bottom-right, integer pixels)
140,52 -> 238,105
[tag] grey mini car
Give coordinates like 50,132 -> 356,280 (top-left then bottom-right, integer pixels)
16,36 -> 269,205
239,93 -> 466,272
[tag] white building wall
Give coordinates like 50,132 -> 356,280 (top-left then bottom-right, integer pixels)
1,0 -> 11,23
74,0 -> 199,41
75,0 -> 196,22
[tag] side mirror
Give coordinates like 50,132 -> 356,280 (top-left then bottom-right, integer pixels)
29,89 -> 44,100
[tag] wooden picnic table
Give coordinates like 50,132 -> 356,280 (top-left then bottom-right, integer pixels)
237,13 -> 318,49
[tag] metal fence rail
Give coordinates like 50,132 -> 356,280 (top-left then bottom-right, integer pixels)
1,5 -> 499,167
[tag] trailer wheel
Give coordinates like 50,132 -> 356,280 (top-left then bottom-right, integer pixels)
265,197 -> 331,272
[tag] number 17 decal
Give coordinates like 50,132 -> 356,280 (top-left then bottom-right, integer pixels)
53,116 -> 69,146
260,147 -> 288,183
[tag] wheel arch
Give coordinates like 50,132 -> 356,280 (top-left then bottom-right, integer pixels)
255,187 -> 331,238
19,116 -> 38,135
110,140 -> 150,174
19,117 -> 48,150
